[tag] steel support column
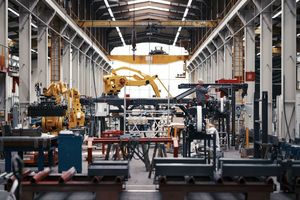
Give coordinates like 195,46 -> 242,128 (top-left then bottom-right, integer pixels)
0,0 -> 8,121
72,49 -> 79,89
260,0 -> 273,135
19,7 -> 32,126
79,53 -> 85,94
37,23 -> 49,88
99,68 -> 104,94
90,63 -> 95,97
207,59 -> 211,83
203,62 -> 207,83
212,53 -> 217,82
244,14 -> 256,130
85,58 -> 91,96
224,40 -> 233,79
282,0 -> 297,139
217,47 -> 225,80
62,42 -> 71,87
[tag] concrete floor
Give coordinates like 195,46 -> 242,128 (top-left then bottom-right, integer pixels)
0,147 -> 296,200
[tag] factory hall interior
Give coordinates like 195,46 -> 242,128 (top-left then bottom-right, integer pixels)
1,0 -> 300,199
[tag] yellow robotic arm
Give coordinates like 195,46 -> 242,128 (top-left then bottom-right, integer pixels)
40,82 -> 85,134
104,66 -> 171,97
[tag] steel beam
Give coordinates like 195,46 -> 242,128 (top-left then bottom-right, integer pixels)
108,55 -> 189,65
224,39 -> 232,79
0,0 -> 8,121
72,49 -> 79,89
37,23 -> 49,89
211,53 -> 217,82
282,0 -> 297,139
77,20 -> 217,28
155,164 -> 214,178
260,0 -> 273,135
244,11 -> 255,130
85,58 -> 91,96
62,42 -> 71,87
19,7 -> 32,126
43,0 -> 109,63
79,53 -> 85,94
188,0 -> 249,63
217,47 -> 224,80
222,164 -> 280,177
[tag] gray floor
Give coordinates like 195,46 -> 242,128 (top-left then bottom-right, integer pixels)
0,147 -> 296,200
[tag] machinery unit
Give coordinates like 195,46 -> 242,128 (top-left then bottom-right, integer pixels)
58,130 -> 82,173
28,82 -> 85,134
103,66 -> 170,97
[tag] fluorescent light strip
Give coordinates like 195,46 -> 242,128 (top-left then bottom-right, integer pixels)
129,6 -> 169,12
104,0 -> 126,46
8,8 -> 38,28
272,10 -> 281,18
128,0 -> 171,5
173,0 -> 193,46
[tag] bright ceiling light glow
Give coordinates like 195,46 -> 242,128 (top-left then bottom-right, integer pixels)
8,8 -> 19,16
272,10 -> 281,18
129,6 -> 169,12
103,0 -> 125,46
173,0 -> 193,46
8,8 -> 38,28
104,0 -> 110,8
128,0 -> 170,5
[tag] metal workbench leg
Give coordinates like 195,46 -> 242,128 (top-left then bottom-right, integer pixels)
48,149 -> 53,167
5,151 -> 12,172
38,150 -> 45,171
246,192 -> 270,200
161,191 -> 185,200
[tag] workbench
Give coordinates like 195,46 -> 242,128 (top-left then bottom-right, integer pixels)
0,135 -> 58,172
87,137 -> 178,170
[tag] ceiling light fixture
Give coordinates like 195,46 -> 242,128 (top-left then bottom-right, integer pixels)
104,0 -> 126,46
129,6 -> 169,12
128,0 -> 171,5
173,0 -> 192,46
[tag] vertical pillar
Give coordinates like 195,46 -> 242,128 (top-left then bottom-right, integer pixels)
217,47 -> 225,80
79,53 -> 85,94
0,0 -> 8,121
260,0 -> 273,135
37,23 -> 49,88
19,7 -> 32,126
72,49 -> 79,89
203,61 -> 207,83
90,62 -> 95,97
85,58 -> 91,96
99,68 -> 103,94
212,53 -> 217,82
207,59 -> 211,83
245,16 -> 256,130
62,42 -> 71,87
282,0 -> 297,139
224,40 -> 233,79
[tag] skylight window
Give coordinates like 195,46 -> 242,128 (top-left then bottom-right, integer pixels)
129,6 -> 169,12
